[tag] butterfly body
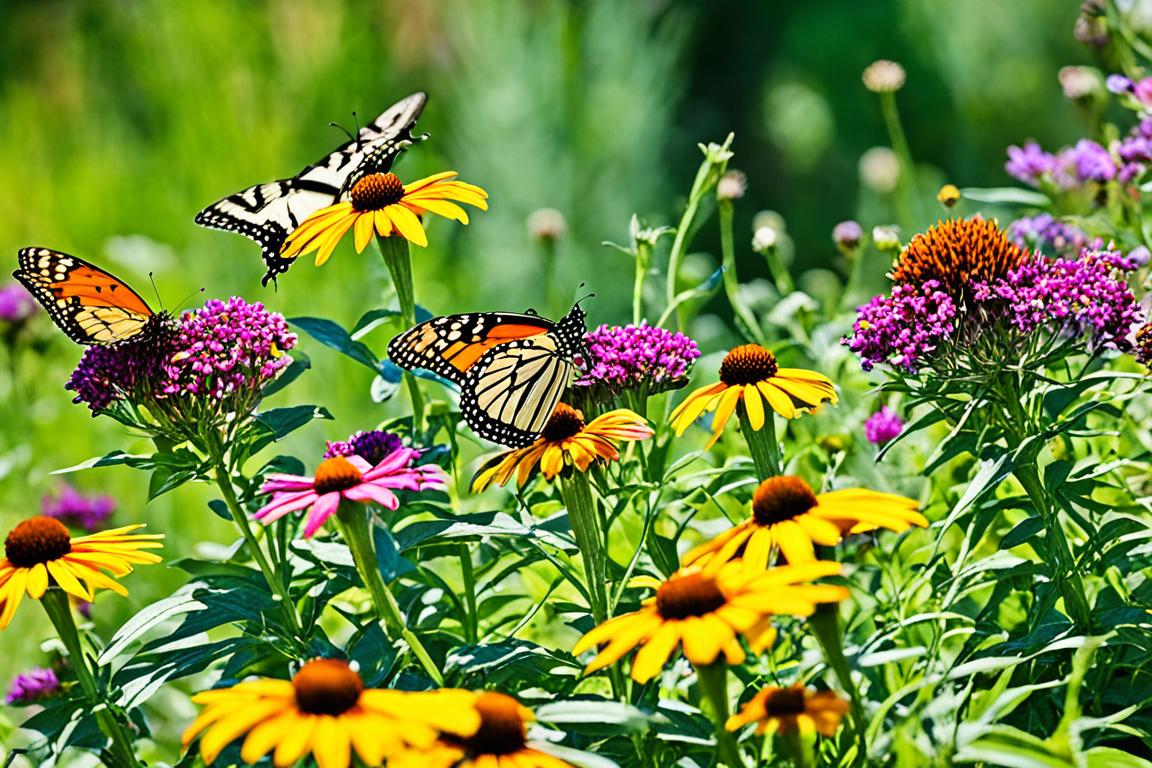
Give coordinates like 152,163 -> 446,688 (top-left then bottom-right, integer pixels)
195,92 -> 428,285
13,247 -> 163,345
388,304 -> 588,447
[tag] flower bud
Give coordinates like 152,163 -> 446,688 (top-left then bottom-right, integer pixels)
752,226 -> 778,253
862,60 -> 906,93
1058,65 -> 1104,101
936,184 -> 961,208
859,147 -> 900,193
527,208 -> 567,241
832,220 -> 863,252
716,170 -> 747,201
872,225 -> 902,252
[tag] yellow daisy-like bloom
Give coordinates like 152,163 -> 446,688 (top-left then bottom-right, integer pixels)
391,691 -> 575,768
471,403 -> 653,492
726,684 -> 850,737
572,561 -> 848,684
670,344 -> 836,448
182,659 -> 483,768
0,517 -> 162,629
684,475 -> 926,571
280,170 -> 488,265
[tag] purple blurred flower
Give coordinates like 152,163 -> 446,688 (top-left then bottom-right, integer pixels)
5,668 -> 60,705
1008,215 -> 1101,258
42,483 -> 114,531
1006,142 -> 1057,186
576,322 -> 700,396
1129,246 -> 1151,267
325,430 -> 404,466
1068,139 -> 1117,182
0,283 -> 37,324
1135,77 -> 1152,105
163,297 -> 295,400
1107,74 -> 1133,94
833,220 -> 864,251
864,406 -> 904,445
844,281 -> 958,372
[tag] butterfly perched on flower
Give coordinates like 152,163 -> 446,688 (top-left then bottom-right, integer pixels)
195,92 -> 428,286
12,247 -> 167,345
388,303 -> 590,447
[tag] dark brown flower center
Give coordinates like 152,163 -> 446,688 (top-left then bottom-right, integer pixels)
313,456 -> 363,495
889,217 -> 1028,300
656,570 -> 727,620
292,659 -> 363,716
763,686 -> 807,716
351,172 -> 405,211
541,403 -> 586,442
5,517 -> 71,567
457,692 -> 528,756
719,344 -> 778,386
752,476 -> 819,525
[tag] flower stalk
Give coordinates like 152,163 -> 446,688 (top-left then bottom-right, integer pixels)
695,662 -> 747,768
736,401 -> 781,478
377,234 -> 426,433
40,589 -> 142,768
808,592 -> 867,766
559,471 -> 609,626
718,197 -> 767,346
878,91 -> 920,229
335,502 -> 444,685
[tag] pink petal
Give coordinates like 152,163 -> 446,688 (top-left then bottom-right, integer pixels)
363,448 -> 419,480
254,491 -> 319,523
303,493 -> 341,538
372,473 -> 422,492
346,455 -> 372,474
344,484 -> 399,510
261,474 -> 316,492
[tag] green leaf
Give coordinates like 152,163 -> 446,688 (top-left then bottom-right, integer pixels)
289,315 -> 380,371
262,349 -> 311,397
1001,517 -> 1045,549
250,405 -> 332,452
535,700 -> 651,730
959,186 -> 1051,206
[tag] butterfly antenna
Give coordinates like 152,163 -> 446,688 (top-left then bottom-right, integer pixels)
174,287 -> 206,314
328,121 -> 356,143
148,272 -> 164,310
352,111 -> 362,150
573,282 -> 596,308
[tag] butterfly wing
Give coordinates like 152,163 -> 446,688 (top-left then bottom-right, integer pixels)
387,312 -> 556,383
13,247 -> 153,345
195,92 -> 428,285
461,338 -> 577,448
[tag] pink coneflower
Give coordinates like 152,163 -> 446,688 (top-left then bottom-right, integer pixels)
255,448 -> 447,538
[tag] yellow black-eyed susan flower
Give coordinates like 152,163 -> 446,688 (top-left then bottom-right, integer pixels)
0,517 -> 162,629
727,684 -> 850,737
670,344 -> 836,448
472,404 -> 652,492
390,691 -> 577,768
182,659 -> 481,768
572,561 -> 848,683
281,171 -> 488,265
683,475 -> 925,570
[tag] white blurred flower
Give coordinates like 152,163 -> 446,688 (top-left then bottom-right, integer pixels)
872,225 -> 902,251
1058,66 -> 1103,100
717,170 -> 747,201
862,60 -> 906,93
859,147 -> 901,193
527,208 -> 567,241
752,226 -> 778,253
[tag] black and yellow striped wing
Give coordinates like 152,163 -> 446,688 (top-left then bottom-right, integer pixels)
13,247 -> 154,345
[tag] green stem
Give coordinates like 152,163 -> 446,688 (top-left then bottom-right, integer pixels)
781,727 -> 811,768
1012,459 -> 1093,631
335,503 -> 444,685
809,602 -> 866,767
879,91 -> 920,230
737,402 -> 781,479
695,662 -> 747,768
559,472 -> 609,625
377,235 -> 426,434
633,241 -> 652,326
718,198 -> 766,345
41,590 -> 142,768
211,462 -> 303,638
665,164 -> 713,328
459,544 -> 479,643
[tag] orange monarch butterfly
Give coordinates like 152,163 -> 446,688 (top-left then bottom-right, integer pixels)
388,303 -> 589,447
13,247 -> 166,345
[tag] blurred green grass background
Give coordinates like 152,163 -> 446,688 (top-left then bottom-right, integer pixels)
0,0 -> 1085,706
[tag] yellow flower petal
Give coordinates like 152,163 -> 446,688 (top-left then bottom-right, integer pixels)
742,385 -> 765,430
388,203 -> 430,247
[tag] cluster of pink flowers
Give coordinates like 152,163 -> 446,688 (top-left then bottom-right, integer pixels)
1007,115 -> 1152,189
844,281 -> 958,372
576,322 -> 700,396
972,251 -> 1141,352
5,667 -> 60,705
162,297 -> 296,400
66,297 -> 295,415
42,483 -> 115,531
846,251 -> 1144,373
864,406 -> 904,445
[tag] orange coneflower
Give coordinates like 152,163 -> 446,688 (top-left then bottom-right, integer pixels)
727,684 -> 850,737
889,217 -> 1028,299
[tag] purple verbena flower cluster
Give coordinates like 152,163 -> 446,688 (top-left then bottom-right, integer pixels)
42,483 -> 114,531
972,250 -> 1141,352
5,668 -> 60,705
67,318 -> 178,413
325,430 -> 404,466
864,406 -> 904,445
1007,116 -> 1152,188
844,281 -> 958,372
1008,214 -> 1102,258
0,283 -> 37,324
575,322 -> 700,393
163,297 -> 296,400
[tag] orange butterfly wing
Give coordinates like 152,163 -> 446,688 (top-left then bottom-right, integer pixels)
388,314 -> 554,382
13,247 -> 154,345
